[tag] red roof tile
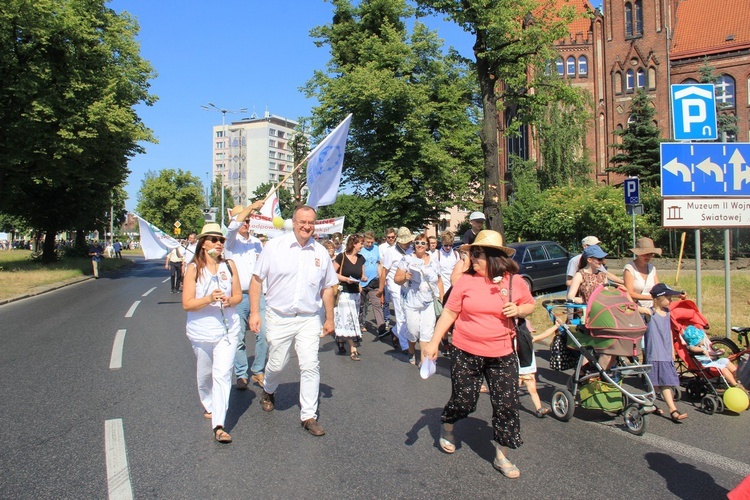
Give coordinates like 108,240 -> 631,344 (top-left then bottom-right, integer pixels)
671,0 -> 750,59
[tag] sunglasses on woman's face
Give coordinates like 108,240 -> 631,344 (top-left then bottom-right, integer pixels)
208,236 -> 226,244
470,248 -> 485,259
414,241 -> 428,246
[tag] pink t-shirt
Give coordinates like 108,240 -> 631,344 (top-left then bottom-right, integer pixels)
446,273 -> 535,357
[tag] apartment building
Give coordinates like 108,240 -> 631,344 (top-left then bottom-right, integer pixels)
211,113 -> 309,206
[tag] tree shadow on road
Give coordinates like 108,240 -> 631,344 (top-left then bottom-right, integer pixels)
645,452 -> 729,498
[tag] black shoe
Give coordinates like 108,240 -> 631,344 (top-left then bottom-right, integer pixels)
391,332 -> 399,350
377,328 -> 390,338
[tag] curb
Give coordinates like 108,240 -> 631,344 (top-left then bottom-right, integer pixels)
0,275 -> 94,306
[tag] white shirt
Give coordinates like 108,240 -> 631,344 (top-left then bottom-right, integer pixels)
224,220 -> 262,291
436,246 -> 460,290
396,254 -> 440,308
381,244 -> 414,288
184,242 -> 197,265
566,254 -> 582,280
185,262 -> 240,342
254,232 -> 338,315
379,241 -> 394,261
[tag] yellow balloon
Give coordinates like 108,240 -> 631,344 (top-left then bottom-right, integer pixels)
272,216 -> 284,229
723,386 -> 749,413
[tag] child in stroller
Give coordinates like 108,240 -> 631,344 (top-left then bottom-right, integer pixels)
682,325 -> 746,391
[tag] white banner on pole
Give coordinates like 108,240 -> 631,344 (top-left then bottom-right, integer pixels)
136,215 -> 180,260
245,214 -> 345,235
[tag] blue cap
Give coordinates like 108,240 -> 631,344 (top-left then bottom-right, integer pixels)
582,245 -> 608,260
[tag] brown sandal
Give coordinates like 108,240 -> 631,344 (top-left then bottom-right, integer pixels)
214,427 -> 232,443
350,350 -> 361,361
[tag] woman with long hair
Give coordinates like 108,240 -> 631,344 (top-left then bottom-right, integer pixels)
183,223 -> 242,443
333,234 -> 366,360
423,230 -> 535,479
394,233 -> 444,365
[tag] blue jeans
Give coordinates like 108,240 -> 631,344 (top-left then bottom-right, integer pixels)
234,293 -> 268,378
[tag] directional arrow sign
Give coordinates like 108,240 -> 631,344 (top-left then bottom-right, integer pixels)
661,143 -> 750,197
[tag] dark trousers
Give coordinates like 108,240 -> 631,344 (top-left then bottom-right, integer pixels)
361,284 -> 385,334
441,346 -> 522,449
170,262 -> 183,291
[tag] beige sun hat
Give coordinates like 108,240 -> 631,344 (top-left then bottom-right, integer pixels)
459,230 -> 515,257
198,222 -> 224,239
396,227 -> 415,244
631,237 -> 662,256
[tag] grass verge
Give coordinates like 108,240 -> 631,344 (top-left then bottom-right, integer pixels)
0,250 -> 133,301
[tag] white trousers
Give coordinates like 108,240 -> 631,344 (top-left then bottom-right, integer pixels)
387,284 -> 409,350
191,335 -> 238,430
263,309 -> 321,421
405,303 -> 436,343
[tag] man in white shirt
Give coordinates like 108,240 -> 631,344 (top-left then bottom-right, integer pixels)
182,232 -> 198,275
378,228 -> 397,331
379,227 -> 414,353
249,205 -> 337,436
436,231 -> 460,291
566,235 -> 600,287
225,201 -> 264,390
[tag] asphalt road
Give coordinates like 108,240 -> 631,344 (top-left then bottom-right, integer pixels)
1,258 -> 748,499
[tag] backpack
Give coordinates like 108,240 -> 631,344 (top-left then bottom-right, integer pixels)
584,285 -> 646,356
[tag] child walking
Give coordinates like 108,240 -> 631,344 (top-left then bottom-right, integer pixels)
645,283 -> 688,423
518,319 -> 562,418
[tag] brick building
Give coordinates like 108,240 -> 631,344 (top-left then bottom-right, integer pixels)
501,0 -> 750,194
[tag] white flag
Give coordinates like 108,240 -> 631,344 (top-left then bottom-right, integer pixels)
260,190 -> 282,219
306,113 -> 352,209
136,215 -> 180,260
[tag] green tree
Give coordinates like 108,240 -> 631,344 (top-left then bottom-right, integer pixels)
0,0 -> 156,261
305,0 -> 483,229
699,62 -> 738,141
317,194 -> 389,235
417,0 -> 579,233
250,182 -> 294,220
503,156 -> 541,243
608,88 -> 662,186
136,170 -> 205,234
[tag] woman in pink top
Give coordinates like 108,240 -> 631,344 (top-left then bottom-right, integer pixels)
423,230 -> 535,479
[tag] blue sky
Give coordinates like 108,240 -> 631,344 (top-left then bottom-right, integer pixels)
110,0 -> 477,211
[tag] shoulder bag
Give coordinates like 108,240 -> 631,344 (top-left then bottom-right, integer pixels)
508,275 -> 534,368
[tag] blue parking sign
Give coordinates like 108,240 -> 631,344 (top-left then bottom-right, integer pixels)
671,84 -> 717,140
624,177 -> 640,204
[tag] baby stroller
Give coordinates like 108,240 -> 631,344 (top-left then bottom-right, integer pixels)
543,286 -> 656,435
669,299 -> 728,414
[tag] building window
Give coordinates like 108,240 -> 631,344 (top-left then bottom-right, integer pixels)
637,68 -> 645,88
566,56 -> 576,76
215,141 -> 224,149
269,128 -> 276,136
216,163 -> 224,170
578,56 -> 588,76
268,151 -> 275,159
715,74 -> 736,108
634,0 -> 643,35
270,173 -> 276,181
555,57 -> 564,76
269,139 -> 276,148
614,72 -> 623,94
269,162 -> 275,170
626,70 -> 634,91
216,153 -> 225,160
215,131 -> 224,138
682,78 -> 699,84
648,67 -> 657,89
286,154 -> 293,161
277,130 -> 284,137
625,2 -> 633,37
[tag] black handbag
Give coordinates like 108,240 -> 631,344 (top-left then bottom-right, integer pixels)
509,276 -> 534,368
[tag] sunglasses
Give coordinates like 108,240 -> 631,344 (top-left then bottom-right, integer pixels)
470,248 -> 485,258
208,236 -> 226,244
243,218 -> 251,224
414,241 -> 428,246
386,235 -> 396,240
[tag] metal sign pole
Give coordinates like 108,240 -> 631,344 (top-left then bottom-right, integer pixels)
725,229 -> 731,339
694,229 -> 702,311
631,211 -> 636,250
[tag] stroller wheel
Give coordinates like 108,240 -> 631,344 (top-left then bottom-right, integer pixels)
623,404 -> 647,435
551,388 -> 575,422
701,395 -> 723,415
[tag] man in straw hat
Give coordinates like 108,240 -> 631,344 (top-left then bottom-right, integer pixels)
379,227 -> 415,354
225,200 -> 265,390
249,205 -> 338,436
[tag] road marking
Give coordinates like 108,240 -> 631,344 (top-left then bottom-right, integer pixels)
593,420 -> 750,476
142,287 -> 157,297
104,419 -> 134,500
162,277 -> 170,283
124,301 -> 141,318
109,330 -> 126,370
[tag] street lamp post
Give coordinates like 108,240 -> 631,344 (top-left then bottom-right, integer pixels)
201,102 -> 247,228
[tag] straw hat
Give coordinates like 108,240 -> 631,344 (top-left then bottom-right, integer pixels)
459,230 -> 515,257
198,222 -> 223,239
396,227 -> 415,244
631,237 -> 662,256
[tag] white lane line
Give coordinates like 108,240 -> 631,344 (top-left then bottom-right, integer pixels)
104,419 -> 134,500
109,330 -> 126,370
593,420 -> 750,476
124,301 -> 141,318
161,277 -> 170,283
142,287 -> 157,297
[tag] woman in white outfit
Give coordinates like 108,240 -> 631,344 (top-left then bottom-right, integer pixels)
394,233 -> 444,365
183,223 -> 242,444
623,237 -> 661,308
